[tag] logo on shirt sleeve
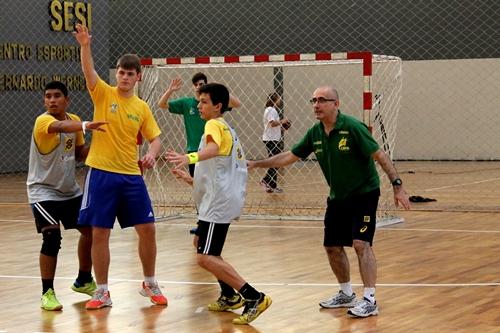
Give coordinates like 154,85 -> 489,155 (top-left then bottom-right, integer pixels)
313,140 -> 323,154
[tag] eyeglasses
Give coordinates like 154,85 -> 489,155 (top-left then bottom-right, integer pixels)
309,97 -> 336,105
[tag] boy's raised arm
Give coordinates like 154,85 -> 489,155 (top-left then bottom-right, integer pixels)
73,23 -> 99,90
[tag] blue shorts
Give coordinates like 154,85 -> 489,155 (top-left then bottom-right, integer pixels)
78,168 -> 155,229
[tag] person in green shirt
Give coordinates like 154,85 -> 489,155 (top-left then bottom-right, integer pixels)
248,86 -> 410,318
158,72 -> 241,176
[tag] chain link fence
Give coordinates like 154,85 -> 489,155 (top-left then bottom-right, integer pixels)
1,0 -> 499,213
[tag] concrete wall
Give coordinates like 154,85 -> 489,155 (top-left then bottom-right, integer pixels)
396,58 -> 500,160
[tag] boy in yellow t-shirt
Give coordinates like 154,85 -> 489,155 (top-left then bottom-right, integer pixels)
73,23 -> 167,310
167,83 -> 272,325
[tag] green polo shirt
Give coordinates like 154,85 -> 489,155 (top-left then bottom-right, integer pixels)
168,96 -> 204,152
291,111 -> 380,200
168,96 -> 234,152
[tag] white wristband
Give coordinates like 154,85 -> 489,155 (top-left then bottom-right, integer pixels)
82,121 -> 89,134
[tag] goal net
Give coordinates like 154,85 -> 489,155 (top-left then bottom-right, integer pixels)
138,52 -> 403,223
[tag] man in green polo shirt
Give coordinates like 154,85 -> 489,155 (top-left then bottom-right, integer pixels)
158,72 -> 241,176
248,86 -> 410,318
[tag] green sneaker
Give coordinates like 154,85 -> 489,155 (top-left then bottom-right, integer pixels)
41,288 -> 63,311
71,279 -> 97,296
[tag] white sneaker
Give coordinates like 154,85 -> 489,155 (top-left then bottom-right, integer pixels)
347,297 -> 379,317
319,291 -> 357,308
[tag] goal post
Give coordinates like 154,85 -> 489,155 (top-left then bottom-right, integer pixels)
138,52 -> 403,223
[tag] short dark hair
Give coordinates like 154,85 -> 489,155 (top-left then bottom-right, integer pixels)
44,81 -> 68,97
191,72 -> 207,85
116,54 -> 141,73
199,83 -> 229,112
266,92 -> 281,107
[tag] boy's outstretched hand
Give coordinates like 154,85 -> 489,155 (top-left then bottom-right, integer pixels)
165,149 -> 189,169
171,168 -> 193,185
73,23 -> 91,46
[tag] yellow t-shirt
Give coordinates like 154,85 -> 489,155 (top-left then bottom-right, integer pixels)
86,79 -> 161,175
33,113 -> 84,154
204,118 -> 233,156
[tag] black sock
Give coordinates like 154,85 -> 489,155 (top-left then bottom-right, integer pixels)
76,270 -> 93,285
42,279 -> 54,294
238,283 -> 261,300
218,280 -> 236,297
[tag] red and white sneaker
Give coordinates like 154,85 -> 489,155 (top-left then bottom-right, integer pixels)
86,289 -> 112,310
139,281 -> 168,305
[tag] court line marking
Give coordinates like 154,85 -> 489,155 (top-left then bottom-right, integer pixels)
0,274 -> 499,287
425,176 -> 500,191
1,219 -> 500,234
0,219 -> 33,223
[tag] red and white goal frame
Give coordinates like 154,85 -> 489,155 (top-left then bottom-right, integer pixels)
141,51 -> 375,129
138,51 -> 403,225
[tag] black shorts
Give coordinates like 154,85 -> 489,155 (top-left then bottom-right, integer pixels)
196,220 -> 230,256
323,189 -> 380,247
31,195 -> 83,233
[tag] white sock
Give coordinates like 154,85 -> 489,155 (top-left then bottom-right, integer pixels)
97,284 -> 108,291
144,276 -> 156,285
339,282 -> 353,296
363,287 -> 376,303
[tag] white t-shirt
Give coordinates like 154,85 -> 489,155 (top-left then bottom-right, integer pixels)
262,106 -> 281,141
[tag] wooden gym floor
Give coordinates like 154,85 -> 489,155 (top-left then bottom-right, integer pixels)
1,161 -> 500,332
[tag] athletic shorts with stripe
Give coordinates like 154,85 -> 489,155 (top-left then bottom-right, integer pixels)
324,188 -> 380,247
196,221 -> 230,256
78,168 -> 155,229
31,195 -> 83,233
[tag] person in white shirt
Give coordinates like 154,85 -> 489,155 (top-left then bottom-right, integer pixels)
260,92 -> 290,193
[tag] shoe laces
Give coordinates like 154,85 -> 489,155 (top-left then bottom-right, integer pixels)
145,283 -> 162,296
356,298 -> 374,308
242,299 -> 259,317
215,296 -> 228,306
93,289 -> 108,301
45,288 -> 55,296
43,289 -> 57,302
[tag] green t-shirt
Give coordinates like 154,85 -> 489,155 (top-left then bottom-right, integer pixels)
168,96 -> 234,152
291,111 -> 380,200
168,96 -> 205,152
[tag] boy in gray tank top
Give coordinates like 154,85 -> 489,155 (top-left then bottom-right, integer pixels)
27,81 -> 107,311
167,83 -> 272,325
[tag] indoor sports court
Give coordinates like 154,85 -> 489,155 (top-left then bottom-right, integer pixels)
2,164 -> 500,332
1,1 -> 499,332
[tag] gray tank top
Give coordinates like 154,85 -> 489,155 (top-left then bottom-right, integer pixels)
26,122 -> 82,203
193,119 -> 247,223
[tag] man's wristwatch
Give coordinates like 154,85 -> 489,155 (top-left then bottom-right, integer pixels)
392,178 -> 403,186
